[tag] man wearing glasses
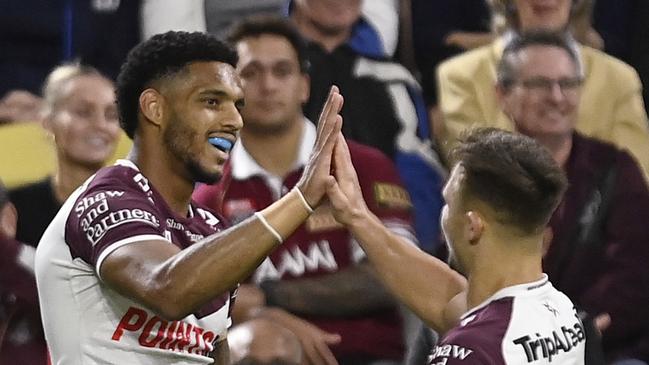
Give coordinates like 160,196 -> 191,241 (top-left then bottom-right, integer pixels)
495,30 -> 649,364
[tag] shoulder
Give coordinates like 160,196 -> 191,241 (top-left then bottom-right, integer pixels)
432,298 -> 514,364
348,140 -> 394,165
437,43 -> 496,79
353,54 -> 419,86
347,140 -> 402,184
580,46 -> 642,88
571,133 -> 644,183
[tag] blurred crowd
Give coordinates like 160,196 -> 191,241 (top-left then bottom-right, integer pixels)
1,1 -> 648,364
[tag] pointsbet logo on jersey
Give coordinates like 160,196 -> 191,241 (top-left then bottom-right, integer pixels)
112,306 -> 217,356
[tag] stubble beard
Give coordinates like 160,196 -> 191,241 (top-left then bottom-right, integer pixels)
162,118 -> 222,185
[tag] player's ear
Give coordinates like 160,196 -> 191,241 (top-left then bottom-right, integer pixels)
139,88 -> 165,127
465,211 -> 484,244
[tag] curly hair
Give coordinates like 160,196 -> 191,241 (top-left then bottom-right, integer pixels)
116,31 -> 238,139
450,128 -> 568,234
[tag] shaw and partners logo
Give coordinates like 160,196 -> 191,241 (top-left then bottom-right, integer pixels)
78,193 -> 160,245
428,344 -> 473,364
112,307 -> 217,357
513,321 -> 585,363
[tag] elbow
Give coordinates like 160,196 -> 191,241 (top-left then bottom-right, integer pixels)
150,300 -> 191,321
141,276 -> 195,321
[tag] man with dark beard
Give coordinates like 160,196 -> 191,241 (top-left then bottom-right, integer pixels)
34,31 -> 344,364
194,17 -> 415,365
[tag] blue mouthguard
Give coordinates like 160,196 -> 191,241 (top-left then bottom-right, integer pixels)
208,137 -> 233,153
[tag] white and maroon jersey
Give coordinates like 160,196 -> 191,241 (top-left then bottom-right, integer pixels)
35,160 -> 233,365
429,275 -> 585,365
193,120 -> 417,361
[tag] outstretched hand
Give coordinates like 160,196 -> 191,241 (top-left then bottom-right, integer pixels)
296,86 -> 343,208
325,134 -> 369,226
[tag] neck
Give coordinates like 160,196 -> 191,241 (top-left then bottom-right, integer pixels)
128,136 -> 194,217
465,232 -> 544,309
292,6 -> 351,52
52,158 -> 100,204
532,133 -> 573,167
240,118 -> 305,178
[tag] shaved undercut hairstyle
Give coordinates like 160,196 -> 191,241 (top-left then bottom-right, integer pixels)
450,128 -> 568,234
116,31 -> 239,139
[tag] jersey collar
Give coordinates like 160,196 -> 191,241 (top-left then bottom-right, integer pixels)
230,118 -> 316,181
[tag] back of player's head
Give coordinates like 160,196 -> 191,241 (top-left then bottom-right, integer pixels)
116,31 -> 238,138
450,128 -> 567,234
227,15 -> 310,74
42,62 -> 107,112
497,30 -> 582,90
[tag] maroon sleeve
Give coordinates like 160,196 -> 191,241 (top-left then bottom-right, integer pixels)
65,177 -> 166,269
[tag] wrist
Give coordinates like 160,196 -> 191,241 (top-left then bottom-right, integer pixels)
291,187 -> 314,214
347,208 -> 374,232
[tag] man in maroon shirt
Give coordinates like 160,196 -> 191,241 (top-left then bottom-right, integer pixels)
193,17 -> 415,365
494,30 -> 649,363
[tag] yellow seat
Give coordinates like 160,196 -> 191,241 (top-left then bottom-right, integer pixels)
0,122 -> 132,188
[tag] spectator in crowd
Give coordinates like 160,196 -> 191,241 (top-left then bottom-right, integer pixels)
34,30 -> 346,364
495,30 -> 649,364
9,63 -> 121,247
229,318 -> 303,365
0,180 -> 43,364
289,0 -> 447,252
0,90 -> 44,124
3,63 -> 119,365
194,16 -> 414,365
436,0 -> 649,185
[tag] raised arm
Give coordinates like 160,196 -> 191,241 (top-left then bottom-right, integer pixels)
326,134 -> 466,332
100,87 -> 344,320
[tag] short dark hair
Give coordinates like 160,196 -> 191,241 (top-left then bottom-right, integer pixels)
497,30 -> 582,89
227,15 -> 310,74
450,128 -> 568,234
116,31 -> 238,138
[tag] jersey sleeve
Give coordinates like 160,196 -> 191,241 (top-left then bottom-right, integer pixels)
64,175 -> 168,276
